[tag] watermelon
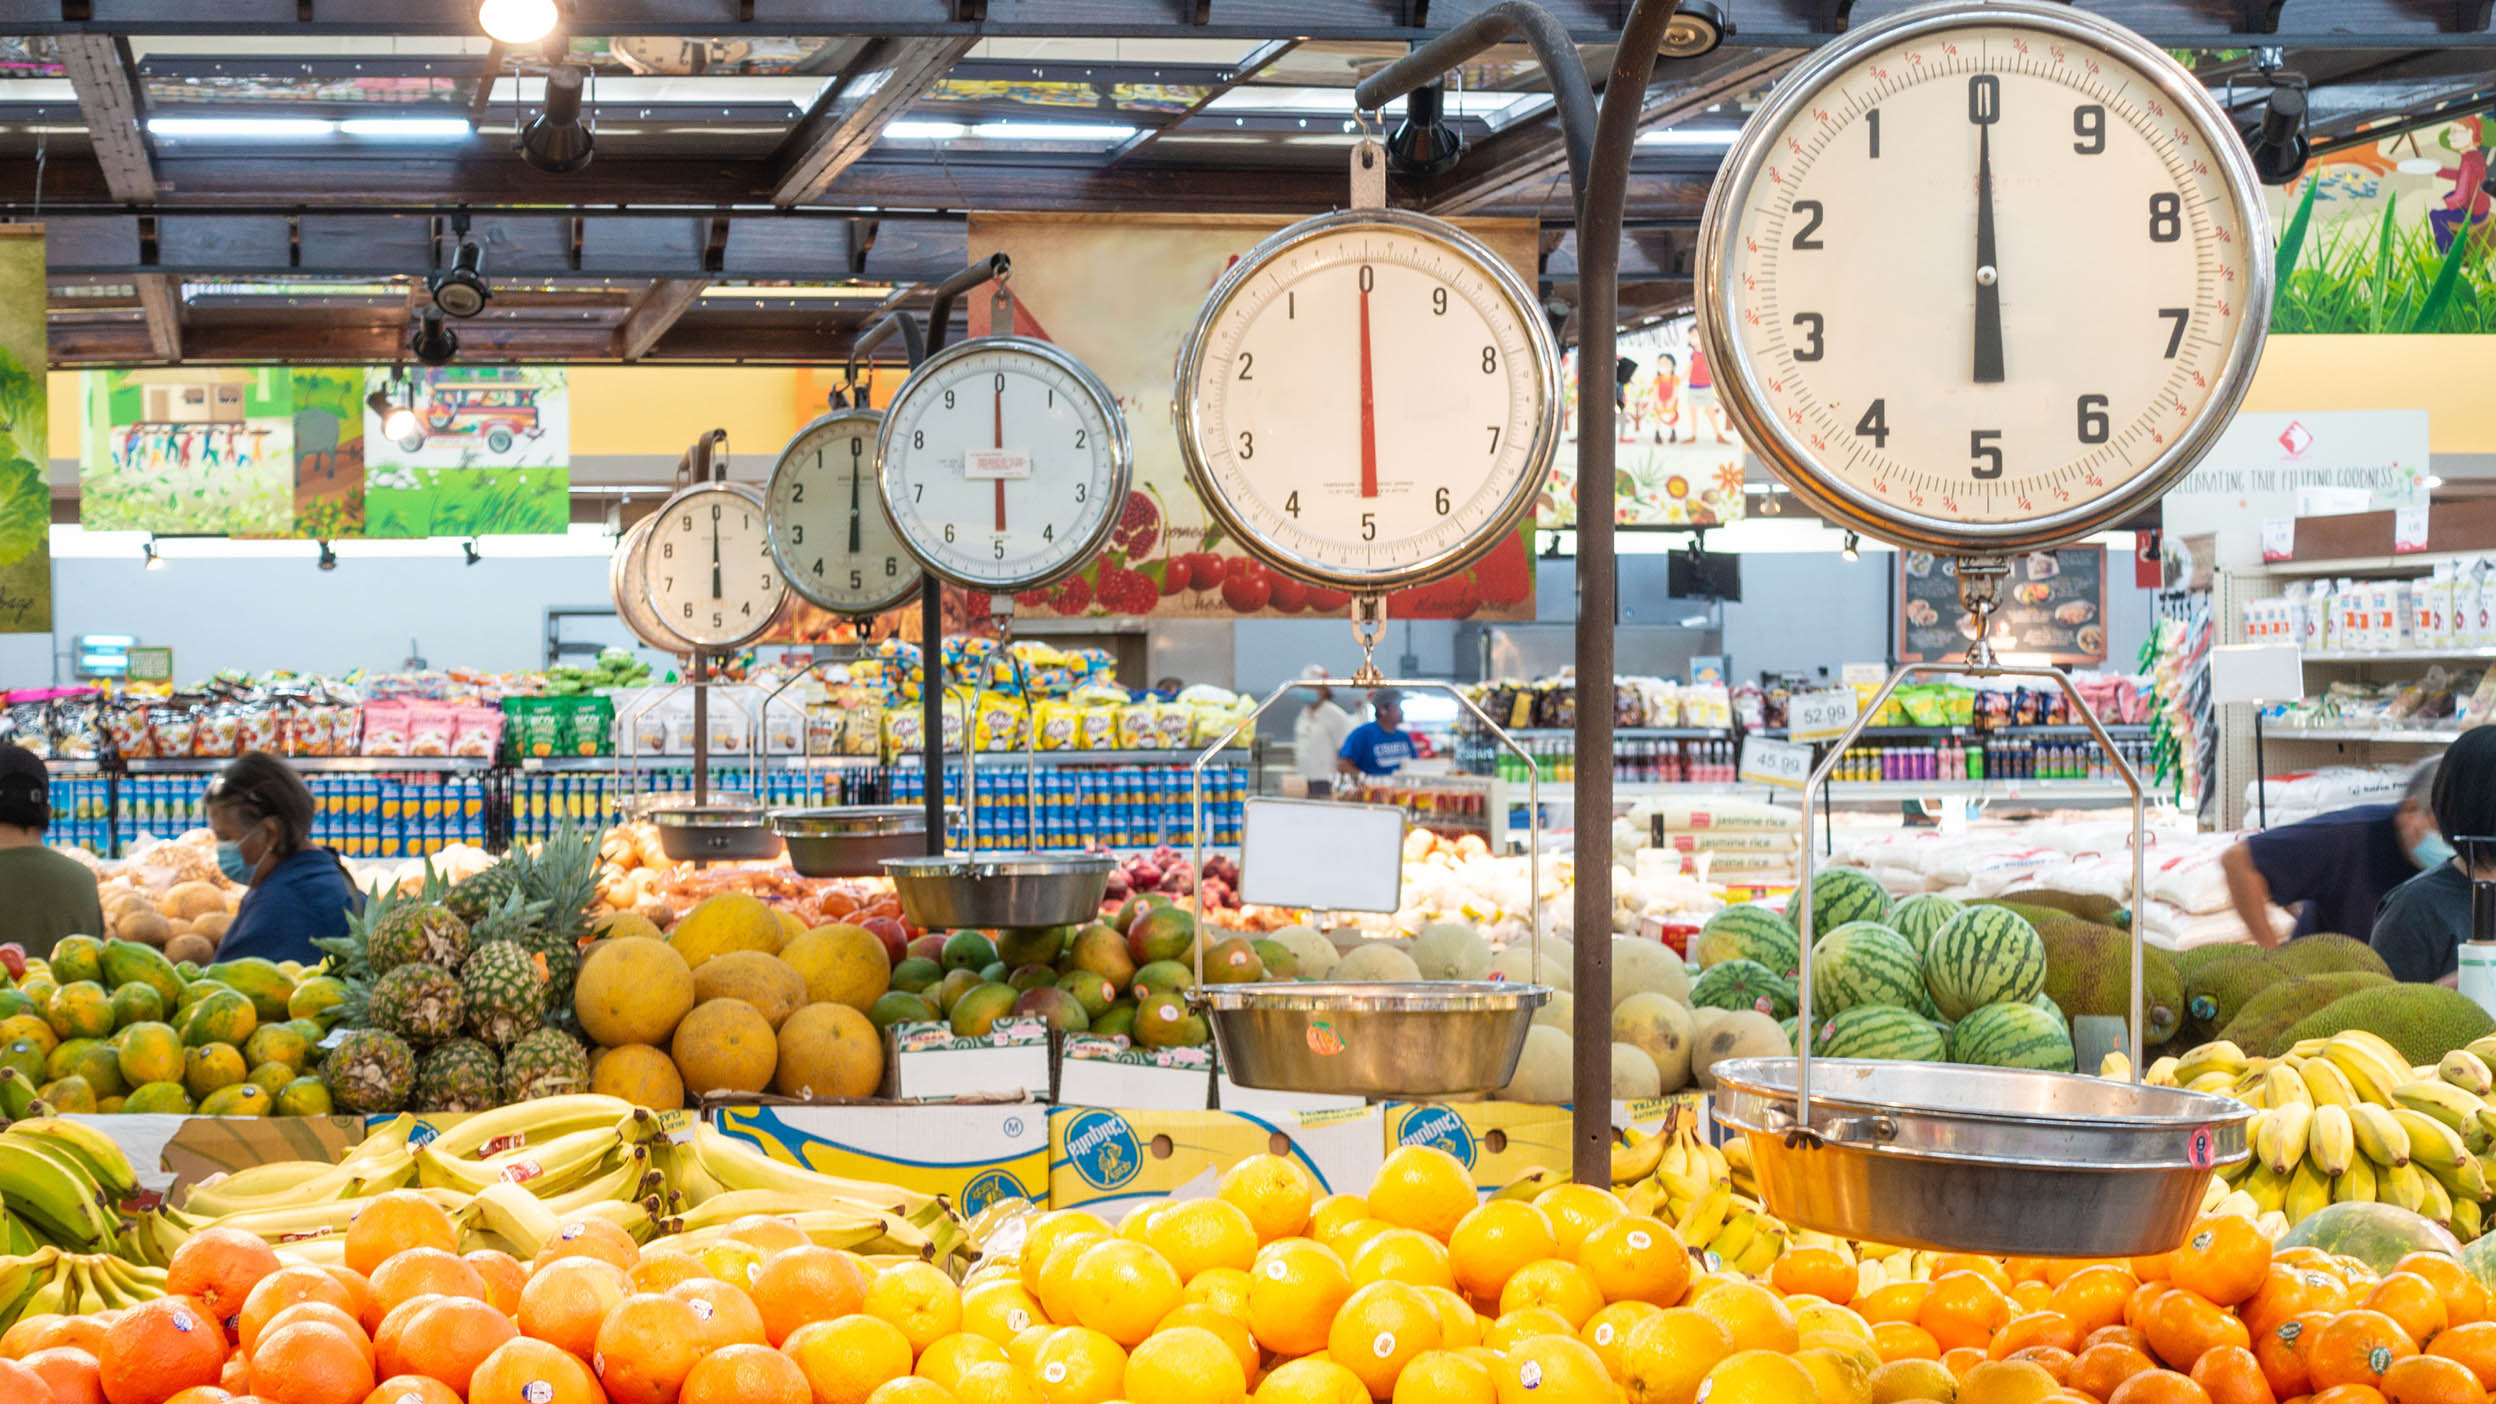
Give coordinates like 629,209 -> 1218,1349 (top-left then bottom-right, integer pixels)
1889,894 -> 1964,957
1808,867 -> 1892,938
1814,1004 -> 1946,1061
2293,1202 -> 2463,1277
1924,905 -> 2047,1020
1948,1000 -> 2076,1071
1693,904 -> 1800,976
1689,959 -> 1797,1021
1807,922 -> 1923,1018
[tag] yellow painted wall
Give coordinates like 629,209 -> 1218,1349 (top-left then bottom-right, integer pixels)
2232,335 -> 2496,455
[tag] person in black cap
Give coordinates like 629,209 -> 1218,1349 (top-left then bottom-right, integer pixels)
0,743 -> 105,954
1338,688 -> 1421,779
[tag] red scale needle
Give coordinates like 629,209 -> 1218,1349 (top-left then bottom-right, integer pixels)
1359,280 -> 1378,499
993,380 -> 1007,532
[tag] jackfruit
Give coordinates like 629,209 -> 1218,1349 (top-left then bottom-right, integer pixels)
2217,970 -> 2392,1057
2273,984 -> 2496,1068
1975,900 -> 2076,934
2172,942 -> 2256,983
2009,888 -> 2130,927
2267,933 -> 2394,981
2035,919 -> 2183,1045
2182,951 -> 2289,1043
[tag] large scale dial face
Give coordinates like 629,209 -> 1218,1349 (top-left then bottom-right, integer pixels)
1176,209 -> 1560,591
765,408 -> 924,616
641,483 -> 789,650
1697,0 -> 2270,554
877,337 -> 1130,595
609,516 -> 695,654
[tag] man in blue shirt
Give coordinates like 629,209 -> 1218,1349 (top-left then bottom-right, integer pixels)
1338,689 -> 1420,778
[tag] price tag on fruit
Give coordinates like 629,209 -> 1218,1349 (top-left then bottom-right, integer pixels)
1788,688 -> 1859,743
1737,737 -> 1813,790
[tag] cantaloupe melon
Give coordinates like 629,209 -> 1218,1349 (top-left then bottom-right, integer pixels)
1532,989 -> 1575,1032
589,1043 -> 686,1110
591,911 -> 664,942
669,998 -> 777,1096
1333,944 -> 1422,983
1410,922 -> 1492,981
118,910 -> 171,948
1488,943 -> 1571,992
162,882 -> 226,920
772,1003 -> 882,1099
691,949 -> 808,1029
192,912 -> 232,943
1269,927 -> 1337,981
575,937 -> 698,1046
1611,1041 -> 1662,1099
666,894 -> 784,969
778,925 -> 891,1012
1611,938 -> 1691,1007
164,934 -> 214,967
1693,1011 -> 1788,1089
1612,992 -> 1696,1093
1497,1024 -> 1572,1103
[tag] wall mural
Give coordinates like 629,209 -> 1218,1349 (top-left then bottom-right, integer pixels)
0,229 -> 46,633
1543,316 -> 1749,528
2270,116 -> 2496,334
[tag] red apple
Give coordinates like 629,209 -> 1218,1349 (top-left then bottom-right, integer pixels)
860,916 -> 909,965
0,944 -> 24,980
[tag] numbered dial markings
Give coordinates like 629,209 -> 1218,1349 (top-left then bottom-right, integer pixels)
766,410 -> 923,615
1707,7 -> 2265,547
1181,215 -> 1558,589
878,341 -> 1129,594
642,484 -> 789,649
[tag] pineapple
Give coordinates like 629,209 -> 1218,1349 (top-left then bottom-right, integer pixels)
520,829 -> 601,947
463,940 -> 547,1049
416,1038 -> 503,1112
445,856 -> 526,926
369,900 -> 469,978
501,1026 -> 590,1102
320,1029 -> 415,1114
368,962 -> 463,1044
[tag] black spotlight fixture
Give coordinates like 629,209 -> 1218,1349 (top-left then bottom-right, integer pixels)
430,217 -> 492,319
462,538 -> 482,567
1659,0 -> 1731,58
316,540 -> 339,573
1385,82 -> 1464,178
410,307 -> 460,366
1841,530 -> 1861,563
142,537 -> 164,572
518,64 -> 595,174
2240,80 -> 2308,186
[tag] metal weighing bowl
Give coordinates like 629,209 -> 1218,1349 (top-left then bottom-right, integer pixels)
772,806 -> 931,878
880,853 -> 1114,928
1710,1058 -> 2254,1257
1197,981 -> 1550,1098
648,801 -> 783,863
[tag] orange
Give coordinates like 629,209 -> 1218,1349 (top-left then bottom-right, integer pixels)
246,1324 -> 374,1404
517,1257 -> 631,1361
1489,1334 -> 1610,1404
240,1272 -> 359,1352
2143,1287 -> 2250,1372
1859,1282 -> 1930,1326
1351,1230 -> 1458,1294
1446,1203 -> 1555,1302
1249,1239 -> 1353,1359
100,1297 -> 227,1404
1253,1357 -> 1368,1404
1156,1305 -> 1256,1382
949,1361 -> 1039,1404
1185,1268 -> 1253,1323
957,1282 -> 1046,1347
1366,1147 -> 1476,1243
363,1376 -> 462,1404
1309,1197 -> 1372,1252
1485,1308 -> 1573,1354
1580,1302 -> 1664,1379
2255,1310 -> 2329,1398
1217,1155 -> 1316,1245
1689,1280 -> 1798,1355
2051,1264 -> 2142,1338
1032,1238 -> 1099,1331
0,1313 -> 63,1358
719,1216 -> 810,1261
1148,1199 -> 1261,1281
692,1241 -> 760,1292
677,1345 -> 808,1404
2398,1254 -> 2492,1330
166,1229 -> 283,1338
1328,1281 -> 1442,1400
257,1305 -> 367,1354
1769,1246 -> 1856,1307
2185,1345 -> 2273,1404
1991,1311 -> 2084,1360
2104,1369 -> 2213,1403
532,1219 -> 640,1277
1687,1348 -> 1815,1404
2171,1216 -> 2270,1309
1873,1320 -> 1942,1363
1421,1287 -> 1479,1351
915,1333 -> 1008,1393
2378,1353 -> 2488,1403
862,1383 -> 958,1404
1531,1185 -> 1627,1259
2309,1387 -> 2396,1404
463,1252 -> 527,1317
343,1194 -> 458,1279
628,1254 -> 710,1295
466,1338 -> 602,1404
0,1360 -> 68,1402
1496,1261 -> 1604,1331
1125,1327 -> 1245,1404
1954,1358 -> 2059,1403
25,1346 -> 105,1404
2429,1319 -> 2496,1388
862,1263 -> 959,1357
2070,1342 -> 2159,1400
2368,1274 -> 2453,1348
1391,1350 -> 1494,1404
1027,1326 -> 1124,1404
751,1247 -> 868,1347
782,1316 -> 911,1404
2309,1310 -> 2419,1392
1017,1214 -> 1113,1299
389,1298 -> 511,1399
364,1251 -> 484,1326
1619,1306 -> 1734,1404
1067,1240 -> 1182,1348
666,1279 -> 767,1352
589,1293 -> 703,1404
324,1270 -> 374,1335
1922,1271 -> 2015,1355
1577,1216 -> 1691,1309
1944,1347 -> 1989,1381
370,1296 -> 444,1382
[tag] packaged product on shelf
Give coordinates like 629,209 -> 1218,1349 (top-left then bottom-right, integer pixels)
359,701 -> 408,757
704,697 -> 747,754
1033,697 -> 1082,750
1680,682 -> 1732,728
1646,795 -> 1799,832
758,694 -> 803,755
450,705 -> 502,758
1077,699 -> 1120,750
972,689 -> 1028,751
1117,698 -> 1161,749
1069,646 -> 1117,687
881,704 -> 925,755
403,702 -> 455,757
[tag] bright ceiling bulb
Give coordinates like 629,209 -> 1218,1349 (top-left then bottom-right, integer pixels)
478,0 -> 558,45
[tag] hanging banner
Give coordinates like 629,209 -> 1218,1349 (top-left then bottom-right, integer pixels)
79,367 -> 299,536
291,367 -> 366,539
360,367 -> 570,537
2268,116 -> 2496,334
0,228 -> 46,633
1542,315 -> 1748,528
961,212 -> 1535,621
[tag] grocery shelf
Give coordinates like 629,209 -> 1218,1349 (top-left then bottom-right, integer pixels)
2267,727 -> 2465,744
894,748 -> 1249,766
1811,780 -> 2150,803
123,756 -> 494,774
1491,726 -> 1735,740
2300,648 -> 2496,662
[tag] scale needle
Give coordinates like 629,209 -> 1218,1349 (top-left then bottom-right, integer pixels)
1972,82 -> 2005,384
845,442 -> 862,554
993,379 -> 1008,532
709,512 -> 722,599
1359,277 -> 1379,498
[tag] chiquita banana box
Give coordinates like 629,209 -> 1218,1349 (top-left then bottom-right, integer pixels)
714,1104 -> 1050,1216
1382,1097 -> 1712,1198
1048,1107 -> 1384,1217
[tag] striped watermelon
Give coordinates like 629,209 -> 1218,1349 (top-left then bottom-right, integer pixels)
1815,1004 -> 1947,1061
1693,904 -> 1800,976
1924,905 -> 2047,1021
1807,922 -> 1923,1018
1948,999 -> 2076,1071
1689,959 -> 1797,1020
1890,893 -> 1964,957
1808,867 -> 1892,938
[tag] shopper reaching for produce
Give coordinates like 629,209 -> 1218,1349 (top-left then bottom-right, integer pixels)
2220,756 -> 2441,948
2372,728 -> 2496,985
1339,687 -> 1419,779
0,742 -> 104,954
206,750 -> 360,964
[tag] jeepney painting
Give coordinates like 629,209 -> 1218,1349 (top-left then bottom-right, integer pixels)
362,366 -> 571,538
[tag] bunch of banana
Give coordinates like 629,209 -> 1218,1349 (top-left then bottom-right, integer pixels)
648,1127 -> 965,1265
0,1118 -> 141,1256
2179,1031 -> 2496,1239
0,1249 -> 168,1329
1601,1116 -> 1790,1274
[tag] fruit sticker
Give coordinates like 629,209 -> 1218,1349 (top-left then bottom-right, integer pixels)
1307,1021 -> 1345,1057
2187,1125 -> 2216,1169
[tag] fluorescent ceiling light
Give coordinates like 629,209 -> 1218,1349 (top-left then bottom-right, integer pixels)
968,121 -> 1137,143
148,117 -> 337,139
1637,128 -> 1742,147
883,120 -> 970,140
338,118 -> 473,140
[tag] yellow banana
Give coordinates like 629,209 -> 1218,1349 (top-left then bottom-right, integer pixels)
688,1128 -> 929,1216
2283,1157 -> 2333,1223
2263,1064 -> 2312,1109
2175,1041 -> 2250,1084
420,1097 -> 645,1162
2443,1051 -> 2496,1096
2263,1104 -> 2314,1178
2350,1103 -> 2412,1168
2241,1161 -> 2289,1214
2392,1082 -> 2487,1138
2420,1167 -> 2457,1226
5,1121 -> 138,1198
2333,1153 -> 2378,1204
2460,1197 -> 2487,1241
416,1127 -> 627,1196
1733,1227 -> 1784,1277
2391,1108 -> 2471,1174
2309,1104 -> 2355,1177
1675,1181 -> 1734,1248
0,1140 -> 114,1250
2382,1162 -> 2431,1213
2101,1051 -> 2133,1081
2324,1037 -> 2411,1105
2146,1056 -> 2181,1087
2188,1071 -> 2241,1095
1705,1213 -> 1759,1267
2333,1029 -> 2411,1070
466,1182 -> 559,1258
2297,1057 -> 2360,1109
2426,1150 -> 2492,1205
1610,1132 -> 1667,1187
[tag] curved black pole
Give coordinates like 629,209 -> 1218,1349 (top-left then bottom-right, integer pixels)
1350,2 -> 1597,207
844,312 -> 925,388
927,252 -> 1011,356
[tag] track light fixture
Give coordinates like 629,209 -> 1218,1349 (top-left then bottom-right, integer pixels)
1659,0 -> 1732,58
1385,83 -> 1464,179
369,369 -> 423,442
430,224 -> 492,319
2241,83 -> 2308,186
142,537 -> 163,572
410,308 -> 459,367
316,540 -> 339,573
518,65 -> 595,174
477,0 -> 558,46
1842,531 -> 1861,562
462,539 -> 483,567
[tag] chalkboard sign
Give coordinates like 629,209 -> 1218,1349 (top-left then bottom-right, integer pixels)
1897,547 -> 2107,665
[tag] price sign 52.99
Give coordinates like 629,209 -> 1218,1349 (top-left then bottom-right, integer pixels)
1789,688 -> 1861,743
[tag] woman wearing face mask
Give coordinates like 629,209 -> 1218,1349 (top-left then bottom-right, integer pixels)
205,750 -> 359,964
2371,728 -> 2496,985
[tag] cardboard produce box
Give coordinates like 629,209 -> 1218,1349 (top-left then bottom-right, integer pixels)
1384,1095 -> 1713,1198
1054,1036 -> 1213,1111
712,1102 -> 1049,1215
1047,1106 -> 1383,1218
887,1019 -> 1053,1103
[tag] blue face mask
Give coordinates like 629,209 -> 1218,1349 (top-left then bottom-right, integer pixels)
2413,832 -> 2458,871
217,840 -> 257,885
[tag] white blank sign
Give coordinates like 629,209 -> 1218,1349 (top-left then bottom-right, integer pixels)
2211,643 -> 2305,706
1239,797 -> 1407,914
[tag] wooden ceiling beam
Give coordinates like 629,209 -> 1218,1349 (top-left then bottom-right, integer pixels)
55,35 -> 155,203
132,273 -> 182,361
773,36 -> 979,206
614,278 -> 711,361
